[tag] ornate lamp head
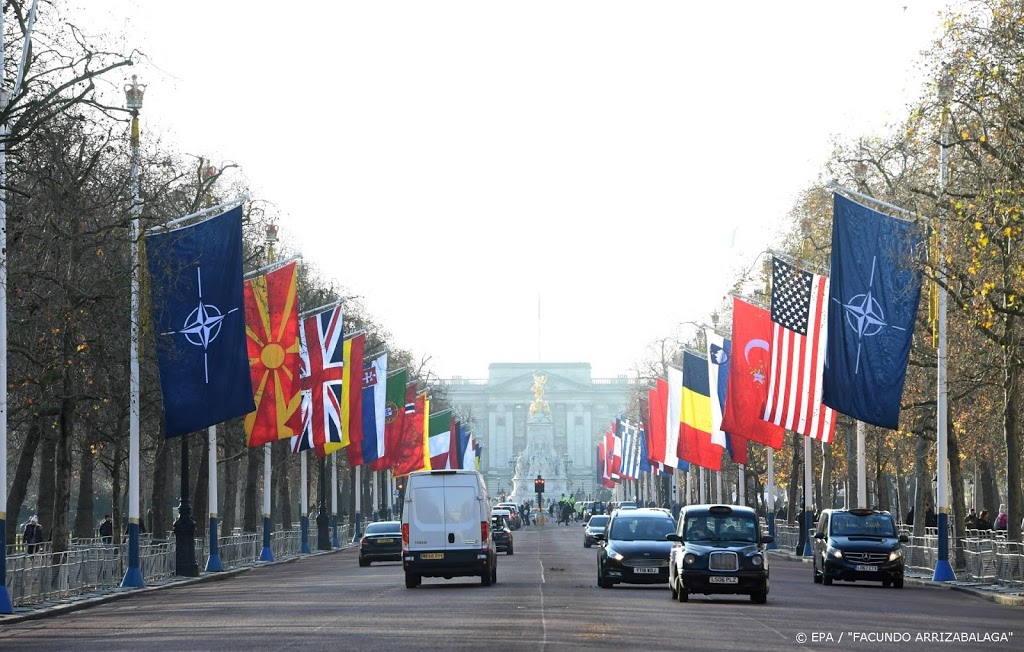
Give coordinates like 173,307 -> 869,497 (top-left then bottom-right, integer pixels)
124,74 -> 146,110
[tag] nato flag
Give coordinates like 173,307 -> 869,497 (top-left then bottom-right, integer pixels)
822,194 -> 923,429
145,206 -> 255,437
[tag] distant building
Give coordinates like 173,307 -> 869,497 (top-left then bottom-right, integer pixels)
439,363 -> 633,498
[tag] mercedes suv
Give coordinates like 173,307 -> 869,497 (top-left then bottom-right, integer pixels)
812,508 -> 907,588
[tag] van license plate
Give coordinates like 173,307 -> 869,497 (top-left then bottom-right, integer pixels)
633,567 -> 658,574
855,564 -> 877,572
421,553 -> 444,560
709,576 -> 739,584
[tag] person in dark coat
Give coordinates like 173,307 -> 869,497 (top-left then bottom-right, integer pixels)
24,515 -> 44,554
99,514 -> 114,544
924,504 -> 937,528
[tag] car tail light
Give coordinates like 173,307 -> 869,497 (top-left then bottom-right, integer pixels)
481,520 -> 489,544
402,523 -> 409,547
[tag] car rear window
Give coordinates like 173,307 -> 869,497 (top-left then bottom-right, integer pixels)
588,516 -> 609,527
364,522 -> 400,535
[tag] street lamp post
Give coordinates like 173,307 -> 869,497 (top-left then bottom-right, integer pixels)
317,456 -> 331,549
173,433 -> 199,576
121,73 -> 146,588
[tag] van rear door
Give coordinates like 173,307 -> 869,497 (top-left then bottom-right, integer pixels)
443,473 -> 482,548
408,478 -> 448,550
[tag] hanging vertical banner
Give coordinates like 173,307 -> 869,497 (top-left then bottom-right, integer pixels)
291,305 -> 344,453
145,206 -> 254,437
823,194 -> 923,429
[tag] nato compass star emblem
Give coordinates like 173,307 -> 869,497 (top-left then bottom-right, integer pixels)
162,267 -> 240,384
832,255 -> 904,374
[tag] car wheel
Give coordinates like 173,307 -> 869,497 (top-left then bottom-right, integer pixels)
822,572 -> 833,586
405,572 -> 420,589
481,567 -> 493,586
359,558 -> 370,567
492,565 -> 498,584
893,577 -> 904,589
584,540 -> 591,548
598,565 -> 613,589
751,591 -> 767,604
813,563 -> 822,583
669,573 -> 679,599
507,544 -> 514,556
676,580 -> 688,603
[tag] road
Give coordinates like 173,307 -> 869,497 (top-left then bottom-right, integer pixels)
1,523 -> 1020,651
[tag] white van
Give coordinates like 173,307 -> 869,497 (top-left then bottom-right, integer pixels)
401,469 -> 497,588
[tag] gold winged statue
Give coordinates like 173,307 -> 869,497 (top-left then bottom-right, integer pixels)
529,372 -> 551,418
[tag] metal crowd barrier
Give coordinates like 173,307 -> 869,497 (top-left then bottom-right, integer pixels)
4,525 -> 357,608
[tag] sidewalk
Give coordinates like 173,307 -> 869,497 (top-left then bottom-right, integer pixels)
0,546 -> 351,626
767,548 -> 1024,607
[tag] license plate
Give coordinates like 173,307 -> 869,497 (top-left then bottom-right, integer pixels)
376,538 -> 395,544
633,567 -> 659,574
421,552 -> 444,560
855,564 -> 878,572
709,576 -> 739,584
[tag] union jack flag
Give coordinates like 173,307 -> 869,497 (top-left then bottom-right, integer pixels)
291,306 -> 344,452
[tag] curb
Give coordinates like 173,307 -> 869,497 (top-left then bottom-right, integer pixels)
766,550 -> 1024,607
0,545 -> 353,626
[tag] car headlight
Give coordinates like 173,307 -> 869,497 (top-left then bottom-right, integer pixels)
683,552 -> 697,566
827,547 -> 843,559
606,549 -> 624,561
889,549 -> 903,562
750,554 -> 764,567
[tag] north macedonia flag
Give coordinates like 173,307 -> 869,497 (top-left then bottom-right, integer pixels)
243,261 -> 302,446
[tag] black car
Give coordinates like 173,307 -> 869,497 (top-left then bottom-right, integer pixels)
583,514 -> 609,548
358,520 -> 402,566
492,516 -> 514,555
812,508 -> 907,588
595,508 -> 676,588
667,504 -> 771,604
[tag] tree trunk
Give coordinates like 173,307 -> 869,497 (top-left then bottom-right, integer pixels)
111,438 -> 123,545
151,431 -> 172,538
913,432 -> 930,537
6,413 -> 43,543
243,445 -> 261,532
845,421 -> 858,510
193,430 -> 210,539
274,439 -> 292,529
947,408 -> 968,568
787,432 -> 800,525
1004,346 -> 1022,541
37,428 -> 58,543
820,440 -> 832,510
73,444 -> 96,539
221,423 -> 239,535
981,459 -> 999,516
51,395 -> 77,554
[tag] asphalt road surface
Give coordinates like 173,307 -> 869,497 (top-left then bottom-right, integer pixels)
1,523 -> 1020,651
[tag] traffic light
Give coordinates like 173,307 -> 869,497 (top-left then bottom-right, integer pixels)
534,476 -> 545,494
397,479 -> 405,492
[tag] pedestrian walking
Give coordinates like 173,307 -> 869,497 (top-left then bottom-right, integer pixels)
23,515 -> 44,554
99,514 -> 114,544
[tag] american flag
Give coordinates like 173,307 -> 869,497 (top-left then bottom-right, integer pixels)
762,257 -> 836,442
291,306 -> 344,453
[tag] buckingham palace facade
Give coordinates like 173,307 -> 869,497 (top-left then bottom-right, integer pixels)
438,362 -> 634,499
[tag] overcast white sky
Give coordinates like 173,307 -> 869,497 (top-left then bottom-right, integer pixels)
75,1 -> 946,380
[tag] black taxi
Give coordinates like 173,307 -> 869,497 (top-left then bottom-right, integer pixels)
667,504 -> 772,604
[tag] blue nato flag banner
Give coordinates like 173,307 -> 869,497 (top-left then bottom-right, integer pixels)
145,206 -> 255,437
822,194 -> 923,430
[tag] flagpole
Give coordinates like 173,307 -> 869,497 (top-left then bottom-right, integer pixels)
300,450 -> 310,554
372,470 -> 379,521
699,467 -> 706,503
765,450 -> 777,549
259,224 -> 278,563
857,421 -> 867,508
933,69 -> 956,582
802,436 -> 813,556
353,465 -> 362,541
715,470 -> 722,504
205,425 -> 223,571
317,455 -> 330,549
739,465 -> 745,506
0,1 -> 41,611
331,457 -> 340,548
118,72 -> 145,590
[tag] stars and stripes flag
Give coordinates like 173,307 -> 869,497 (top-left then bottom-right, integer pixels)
762,257 -> 836,443
243,261 -> 302,447
291,305 -> 344,453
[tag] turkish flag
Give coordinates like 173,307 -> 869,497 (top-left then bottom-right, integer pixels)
721,297 -> 785,449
